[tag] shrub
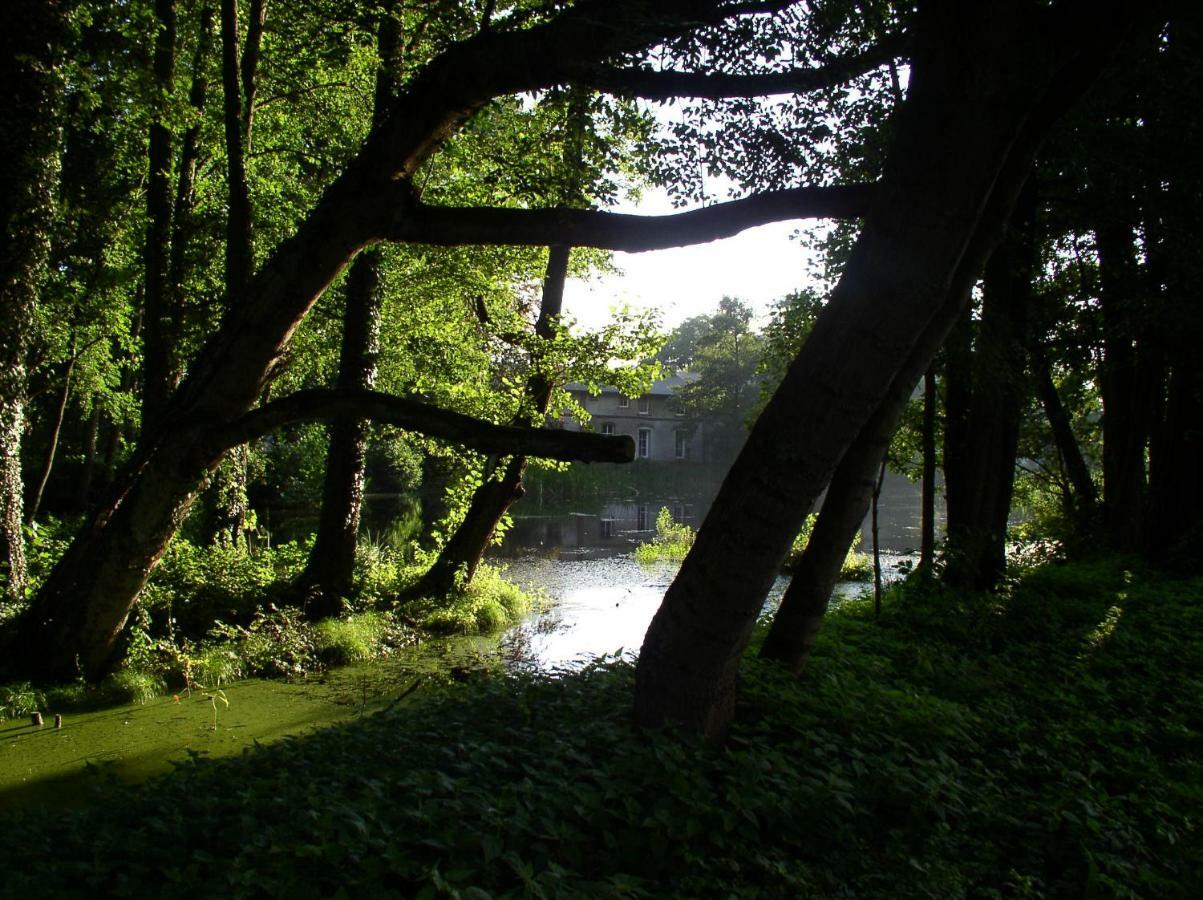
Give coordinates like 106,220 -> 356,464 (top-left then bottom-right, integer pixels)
634,506 -> 695,564
410,564 -> 535,635
784,512 -> 873,580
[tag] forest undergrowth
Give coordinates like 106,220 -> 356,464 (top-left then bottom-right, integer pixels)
1,559 -> 1198,897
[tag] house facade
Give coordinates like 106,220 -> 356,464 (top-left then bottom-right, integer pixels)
561,374 -> 703,463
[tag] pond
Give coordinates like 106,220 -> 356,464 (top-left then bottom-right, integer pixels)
1,503 -> 916,813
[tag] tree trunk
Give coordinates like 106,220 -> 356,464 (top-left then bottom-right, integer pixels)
1030,339 -> 1097,519
0,0 -> 66,603
26,351 -> 76,524
300,250 -> 384,617
1147,359 -> 1203,563
409,244 -> 571,600
78,401 -> 101,511
142,0 -> 179,432
919,364 -> 937,571
1095,216 -> 1151,551
942,191 -> 1034,591
634,1 -> 1135,738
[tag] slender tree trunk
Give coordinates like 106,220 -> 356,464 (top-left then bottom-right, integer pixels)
942,191 -> 1033,591
204,0 -> 265,545
1030,339 -> 1097,518
0,0 -> 66,603
300,249 -> 384,617
27,351 -> 76,524
409,244 -> 571,600
142,0 -> 179,432
219,0 -> 255,299
871,456 -> 885,616
168,4 -> 215,323
300,2 -> 399,617
634,1 -> 1133,737
78,401 -> 101,510
919,364 -> 937,571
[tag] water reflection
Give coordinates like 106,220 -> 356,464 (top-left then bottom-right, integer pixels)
498,554 -> 912,669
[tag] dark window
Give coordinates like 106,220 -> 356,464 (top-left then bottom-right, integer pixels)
674,430 -> 687,459
638,428 -> 651,458
618,395 -> 629,408
638,396 -> 650,414
601,422 -> 615,435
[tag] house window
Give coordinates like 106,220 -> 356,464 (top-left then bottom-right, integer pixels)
636,503 -> 650,531
618,395 -> 629,408
638,396 -> 650,415
673,502 -> 686,524
637,428 -> 651,459
600,519 -> 614,539
601,422 -> 615,435
674,430 -> 688,459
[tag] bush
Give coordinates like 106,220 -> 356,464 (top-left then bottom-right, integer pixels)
784,512 -> 873,580
634,506 -> 695,564
408,564 -> 535,635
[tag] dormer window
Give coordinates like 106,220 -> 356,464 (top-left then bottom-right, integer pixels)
618,395 -> 629,408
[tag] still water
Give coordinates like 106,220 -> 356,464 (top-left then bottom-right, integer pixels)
494,553 -> 910,670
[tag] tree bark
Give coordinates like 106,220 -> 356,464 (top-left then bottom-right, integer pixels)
300,250 -> 384,616
409,244 -> 571,601
942,190 -> 1034,591
142,0 -> 179,433
919,364 -> 937,571
0,0 -> 66,603
634,0 -> 1139,738
26,350 -> 75,524
1095,215 -> 1154,551
1030,339 -> 1097,518
300,1 -> 399,618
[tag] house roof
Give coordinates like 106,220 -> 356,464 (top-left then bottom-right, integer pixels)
564,372 -> 698,397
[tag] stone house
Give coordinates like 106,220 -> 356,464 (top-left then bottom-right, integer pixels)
561,373 -> 703,463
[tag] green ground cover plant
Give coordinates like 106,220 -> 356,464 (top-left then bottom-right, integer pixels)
1,560 -> 1198,897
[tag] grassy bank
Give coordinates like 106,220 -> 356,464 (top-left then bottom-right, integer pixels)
0,528 -> 536,721
2,560 -> 1199,896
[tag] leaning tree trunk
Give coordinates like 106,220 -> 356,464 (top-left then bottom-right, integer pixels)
1030,339 -> 1098,520
919,363 -> 938,572
761,188 -> 1022,673
941,191 -> 1033,592
0,0 -> 66,603
634,0 -> 1137,738
409,244 -> 571,600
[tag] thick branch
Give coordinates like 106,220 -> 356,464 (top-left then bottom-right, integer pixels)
216,389 -> 634,463
581,34 -> 908,100
390,184 -> 873,251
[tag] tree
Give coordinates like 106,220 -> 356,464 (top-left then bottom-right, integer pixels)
10,0 -> 877,680
0,0 -> 68,603
634,0 -> 1146,738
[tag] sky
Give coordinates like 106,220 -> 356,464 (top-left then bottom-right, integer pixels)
560,187 -> 821,333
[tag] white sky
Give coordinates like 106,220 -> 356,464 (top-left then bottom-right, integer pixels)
561,187 -> 819,333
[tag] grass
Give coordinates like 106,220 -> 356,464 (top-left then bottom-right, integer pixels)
0,560 -> 1198,896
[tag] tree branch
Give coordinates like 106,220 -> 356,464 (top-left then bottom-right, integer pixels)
215,388 -> 634,462
388,184 -> 874,251
580,34 -> 908,100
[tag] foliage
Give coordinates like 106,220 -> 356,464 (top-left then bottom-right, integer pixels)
785,512 -> 873,581
404,564 -> 536,635
1,560 -> 1199,896
634,506 -> 696,564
